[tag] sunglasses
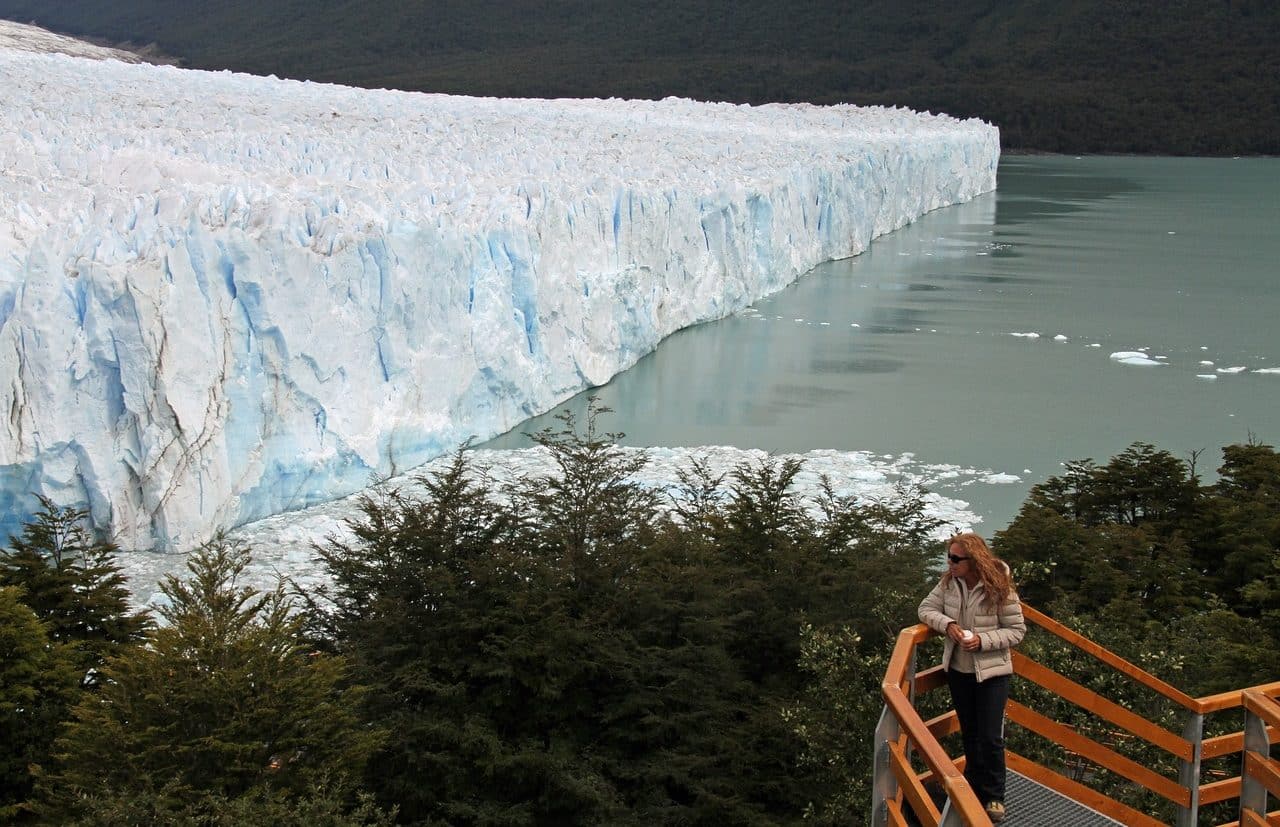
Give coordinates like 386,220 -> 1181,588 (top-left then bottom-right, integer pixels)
947,554 -> 970,564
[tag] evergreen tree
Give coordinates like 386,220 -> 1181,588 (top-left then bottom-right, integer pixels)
1193,441 -> 1280,685
317,406 -> 950,825
995,443 -> 1208,619
0,587 -> 79,822
784,623 -> 888,826
0,497 -> 150,684
1207,442 -> 1280,606
37,538 -> 384,824
515,401 -> 660,601
316,444 -> 622,825
63,776 -> 395,826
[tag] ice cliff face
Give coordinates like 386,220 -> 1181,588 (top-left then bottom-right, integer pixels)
0,38 -> 999,550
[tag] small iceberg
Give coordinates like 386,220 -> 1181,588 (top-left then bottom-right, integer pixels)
1110,351 -> 1165,367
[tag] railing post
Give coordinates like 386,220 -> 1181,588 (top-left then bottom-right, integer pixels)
871,704 -> 901,827
1240,697 -> 1269,819
1175,711 -> 1203,827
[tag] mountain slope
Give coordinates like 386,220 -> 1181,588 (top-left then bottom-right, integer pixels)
1,0 -> 1277,153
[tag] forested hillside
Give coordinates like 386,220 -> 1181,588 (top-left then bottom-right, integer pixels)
1,0 -> 1276,154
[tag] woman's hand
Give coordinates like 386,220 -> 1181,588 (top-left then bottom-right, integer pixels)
947,623 -> 981,651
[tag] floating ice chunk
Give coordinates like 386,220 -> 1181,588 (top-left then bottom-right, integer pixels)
1053,334 -> 1069,341
1089,343 -> 1101,348
1011,332 -> 1040,339
1217,366 -> 1247,374
1254,368 -> 1280,375
1200,360 -> 1214,366
1110,351 -> 1165,366
982,473 -> 1021,484
1196,374 -> 1218,380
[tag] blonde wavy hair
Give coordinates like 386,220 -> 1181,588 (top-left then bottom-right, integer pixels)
942,532 -> 1013,608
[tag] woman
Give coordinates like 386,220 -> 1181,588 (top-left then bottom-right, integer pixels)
918,532 -> 1025,823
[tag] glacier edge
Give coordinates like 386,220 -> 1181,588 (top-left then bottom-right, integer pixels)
0,46 -> 998,549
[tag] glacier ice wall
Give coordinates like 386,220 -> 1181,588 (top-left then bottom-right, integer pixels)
0,46 -> 998,550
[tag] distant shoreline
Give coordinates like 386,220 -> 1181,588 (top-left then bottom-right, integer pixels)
1001,147 -> 1277,159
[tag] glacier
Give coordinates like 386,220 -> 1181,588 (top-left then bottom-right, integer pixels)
0,27 -> 999,550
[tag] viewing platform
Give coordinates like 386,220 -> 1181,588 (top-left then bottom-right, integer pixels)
874,605 -> 1280,826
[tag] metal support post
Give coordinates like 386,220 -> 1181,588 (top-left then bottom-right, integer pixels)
1175,711 -> 1203,827
871,704 -> 901,827
938,798 -> 969,826
1240,700 -> 1270,820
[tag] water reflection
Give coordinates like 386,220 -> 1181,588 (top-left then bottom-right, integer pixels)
809,357 -> 904,375
993,158 -> 1141,226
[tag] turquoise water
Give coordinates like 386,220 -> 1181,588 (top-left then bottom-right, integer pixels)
481,157 -> 1280,534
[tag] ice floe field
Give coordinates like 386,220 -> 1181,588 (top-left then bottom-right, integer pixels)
118,444 -> 1001,607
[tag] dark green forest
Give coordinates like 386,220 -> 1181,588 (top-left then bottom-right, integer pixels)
1,0 -> 1277,155
2,402 -> 1278,824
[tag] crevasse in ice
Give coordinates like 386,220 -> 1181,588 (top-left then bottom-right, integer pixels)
0,40 -> 999,549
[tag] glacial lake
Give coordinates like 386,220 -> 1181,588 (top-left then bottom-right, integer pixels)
481,156 -> 1280,535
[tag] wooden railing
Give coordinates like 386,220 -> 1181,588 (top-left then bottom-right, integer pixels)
873,604 -> 1280,826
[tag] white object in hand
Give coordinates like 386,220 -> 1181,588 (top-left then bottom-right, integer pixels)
961,630 -> 975,641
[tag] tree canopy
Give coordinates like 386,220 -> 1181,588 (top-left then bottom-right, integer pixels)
1,0 -> 1276,154
35,540 -> 389,825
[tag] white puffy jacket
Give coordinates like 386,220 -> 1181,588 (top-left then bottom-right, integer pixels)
918,571 -> 1026,683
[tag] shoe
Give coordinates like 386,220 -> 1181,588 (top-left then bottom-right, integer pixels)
985,800 -> 1006,822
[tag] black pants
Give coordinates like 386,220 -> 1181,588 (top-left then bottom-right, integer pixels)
946,669 -> 1010,805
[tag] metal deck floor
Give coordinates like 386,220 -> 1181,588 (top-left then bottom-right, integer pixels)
997,770 -> 1124,826
909,770 -> 1127,826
